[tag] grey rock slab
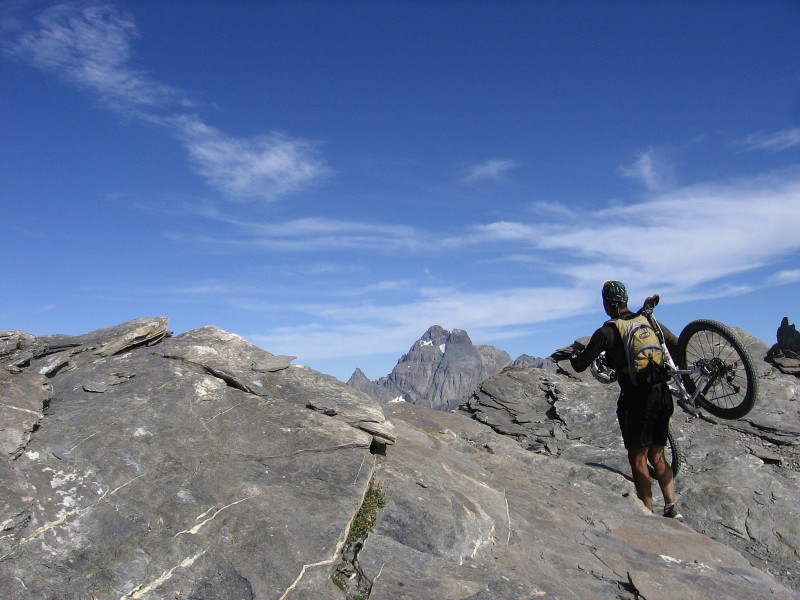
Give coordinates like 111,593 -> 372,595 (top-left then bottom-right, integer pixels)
0,322 -> 390,599
0,370 -> 50,459
460,356 -> 800,594
3,317 -> 799,599
251,355 -> 296,373
363,402 -> 797,600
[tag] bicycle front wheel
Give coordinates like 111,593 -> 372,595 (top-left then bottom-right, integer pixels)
676,319 -> 758,419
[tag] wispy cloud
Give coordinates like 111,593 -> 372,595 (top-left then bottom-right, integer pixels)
169,116 -> 331,201
734,126 -> 800,152
768,269 -> 800,285
167,214 -> 423,253
175,168 -> 800,293
250,285 -> 591,361
7,4 -> 179,109
242,168 -> 800,361
477,172 -> 800,292
617,147 -> 675,191
462,159 -> 519,183
83,165 -> 800,369
6,2 -> 329,201
529,200 -> 576,220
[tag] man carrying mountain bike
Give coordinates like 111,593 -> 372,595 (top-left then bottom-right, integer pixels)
570,280 -> 683,520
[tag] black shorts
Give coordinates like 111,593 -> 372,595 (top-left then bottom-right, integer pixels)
616,384 -> 673,450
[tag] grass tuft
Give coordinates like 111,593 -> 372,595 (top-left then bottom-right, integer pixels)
348,479 -> 386,543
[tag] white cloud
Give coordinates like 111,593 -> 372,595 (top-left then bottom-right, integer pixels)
735,127 -> 800,152
7,4 -> 179,109
8,3 -> 329,202
469,221 -> 537,242
262,168 -> 799,362
618,147 -> 675,191
249,286 -> 592,361
462,159 -> 519,183
168,215 -> 421,253
131,166 -> 800,370
768,269 -> 800,285
170,116 -> 331,201
529,200 -> 576,219
179,168 -> 800,299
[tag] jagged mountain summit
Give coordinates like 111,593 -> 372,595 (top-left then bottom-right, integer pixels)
348,325 -> 530,410
1,317 -> 799,599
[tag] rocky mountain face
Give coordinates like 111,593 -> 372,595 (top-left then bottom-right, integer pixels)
461,324 -> 800,595
511,353 -> 558,371
2,317 -> 799,599
347,325 -> 515,410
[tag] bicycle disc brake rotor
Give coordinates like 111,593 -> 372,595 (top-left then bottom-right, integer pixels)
696,357 -> 741,394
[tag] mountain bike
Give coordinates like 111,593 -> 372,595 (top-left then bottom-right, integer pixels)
589,294 -> 759,477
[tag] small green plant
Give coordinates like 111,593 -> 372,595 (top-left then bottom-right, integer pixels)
331,574 -> 345,590
348,479 -> 386,543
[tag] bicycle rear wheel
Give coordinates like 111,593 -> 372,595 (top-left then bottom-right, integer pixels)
667,424 -> 682,478
676,319 -> 758,419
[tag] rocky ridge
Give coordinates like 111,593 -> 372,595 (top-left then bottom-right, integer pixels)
461,325 -> 800,592
1,317 -> 798,599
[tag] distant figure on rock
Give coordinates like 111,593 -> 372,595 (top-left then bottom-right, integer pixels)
569,280 -> 683,520
766,317 -> 800,376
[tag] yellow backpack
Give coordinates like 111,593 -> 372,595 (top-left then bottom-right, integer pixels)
612,315 -> 667,386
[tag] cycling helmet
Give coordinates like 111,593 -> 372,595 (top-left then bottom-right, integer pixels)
601,280 -> 628,306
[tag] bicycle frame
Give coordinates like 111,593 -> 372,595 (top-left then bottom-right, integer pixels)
647,312 -> 706,417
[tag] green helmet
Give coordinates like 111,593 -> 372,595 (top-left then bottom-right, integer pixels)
602,280 -> 628,305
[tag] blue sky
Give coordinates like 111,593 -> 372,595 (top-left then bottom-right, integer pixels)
2,1 -> 800,382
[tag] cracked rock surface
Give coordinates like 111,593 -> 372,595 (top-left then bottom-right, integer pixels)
0,318 -> 390,599
460,327 -> 800,595
1,317 -> 797,599
362,402 -> 797,599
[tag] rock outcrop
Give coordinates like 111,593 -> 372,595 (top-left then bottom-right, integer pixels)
1,317 -> 798,599
0,318 -> 393,600
348,325 -> 514,410
512,353 -> 558,371
461,324 -> 800,594
767,317 -> 800,375
346,368 -> 397,404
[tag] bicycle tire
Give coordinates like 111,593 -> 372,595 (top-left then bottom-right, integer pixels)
667,424 -> 682,479
676,319 -> 758,419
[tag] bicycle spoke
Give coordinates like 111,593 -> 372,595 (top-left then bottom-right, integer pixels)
677,319 -> 757,419
684,329 -> 749,411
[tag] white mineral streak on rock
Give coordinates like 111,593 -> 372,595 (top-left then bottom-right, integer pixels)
193,377 -> 222,398
191,345 -> 218,356
120,548 -> 209,600
172,495 -> 258,539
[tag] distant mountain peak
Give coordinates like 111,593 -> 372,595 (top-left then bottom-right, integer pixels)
349,325 -> 517,410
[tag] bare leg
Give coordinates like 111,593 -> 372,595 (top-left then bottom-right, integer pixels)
627,447 -> 653,510
647,445 -> 676,506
